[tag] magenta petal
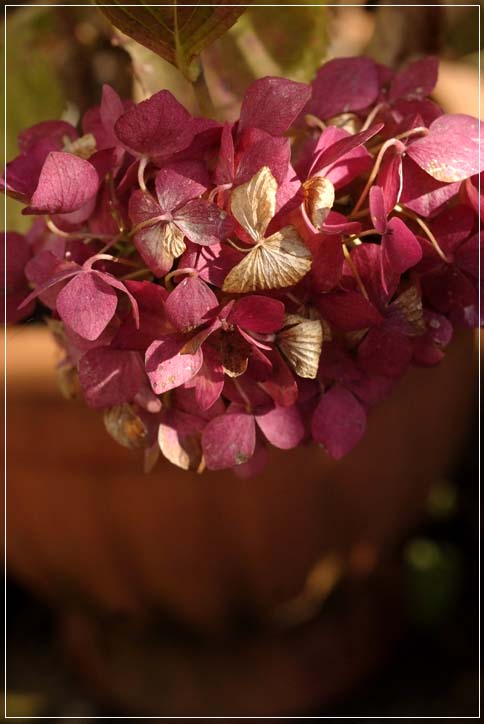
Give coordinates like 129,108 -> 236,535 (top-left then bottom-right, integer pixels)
56,271 -> 118,340
236,131 -> 291,186
95,271 -> 140,330
311,124 -> 383,177
18,120 -> 77,152
28,152 -> 100,214
233,441 -> 269,479
155,167 -> 206,213
239,76 -> 311,136
174,199 -> 233,245
145,336 -> 203,394
165,275 -> 218,332
376,148 -> 403,214
114,90 -> 194,159
311,57 -> 379,119
179,241 -> 241,288
78,347 -> 144,408
307,233 -> 345,294
317,290 -> 383,331
19,259 -> 79,310
202,405 -> 256,470
428,204 -> 475,256
389,56 -> 439,101
311,384 -> 366,460
258,350 -> 298,407
255,403 -> 304,449
129,189 -> 162,226
214,123 -> 236,186
358,326 -> 413,377
189,346 -> 224,411
406,114 -> 483,182
99,84 -> 125,147
369,185 -> 387,234
230,295 -> 285,333
381,217 -> 422,292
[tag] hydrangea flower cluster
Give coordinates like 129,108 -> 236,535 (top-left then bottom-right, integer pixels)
3,56 -> 481,476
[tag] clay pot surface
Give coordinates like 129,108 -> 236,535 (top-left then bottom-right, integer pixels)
4,326 -> 477,632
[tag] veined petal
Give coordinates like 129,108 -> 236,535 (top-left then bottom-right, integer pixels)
277,313 -> 323,379
133,221 -> 185,277
222,226 -> 311,293
230,166 -> 277,241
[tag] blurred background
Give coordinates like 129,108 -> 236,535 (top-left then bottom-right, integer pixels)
2,0 -> 480,717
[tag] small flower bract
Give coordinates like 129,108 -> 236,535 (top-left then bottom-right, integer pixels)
3,56 -> 481,475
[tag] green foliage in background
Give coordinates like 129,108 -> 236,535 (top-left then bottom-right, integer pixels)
2,7 -> 64,232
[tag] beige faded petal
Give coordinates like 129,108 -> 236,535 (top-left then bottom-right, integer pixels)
104,404 -> 148,449
277,313 -> 323,379
230,166 -> 277,241
392,285 -> 426,336
303,176 -> 335,229
165,221 -> 187,258
222,226 -> 311,293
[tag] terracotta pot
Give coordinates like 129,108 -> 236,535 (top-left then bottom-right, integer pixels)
4,326 -> 476,632
3,326 -> 477,714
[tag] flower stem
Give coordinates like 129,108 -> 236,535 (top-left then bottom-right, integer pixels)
193,63 -> 216,118
138,156 -> 149,192
350,138 -> 402,217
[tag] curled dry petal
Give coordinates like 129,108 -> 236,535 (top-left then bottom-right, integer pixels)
104,403 -> 149,449
303,176 -> 335,229
277,313 -> 323,379
134,222 -> 186,277
222,226 -> 311,293
158,409 -> 204,471
230,166 -> 277,242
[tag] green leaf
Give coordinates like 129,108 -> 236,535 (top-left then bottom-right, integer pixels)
93,1 -> 247,81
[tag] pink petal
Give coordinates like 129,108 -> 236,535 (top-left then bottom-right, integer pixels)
381,217 -> 422,293
376,148 -> 403,214
258,350 -> 298,407
145,336 -> 203,394
78,347 -> 144,408
400,156 -> 459,217
406,114 -> 483,182
129,189 -> 162,226
20,255 -> 79,310
239,77 -> 311,136
187,345 -> 224,411
311,57 -> 379,119
165,275 -> 218,332
56,271 -> 118,341
202,405 -> 256,470
389,56 -> 439,101
112,280 -> 171,350
155,166 -> 206,213
369,185 -> 387,234
358,326 -> 413,377
95,271 -> 140,330
255,403 -> 304,449
28,152 -> 100,214
214,122 -> 236,185
233,440 -> 269,479
317,290 -> 383,331
310,124 -> 383,177
311,384 -> 366,460
178,241 -> 241,288
114,90 -> 195,160
236,131 -> 291,186
174,199 -> 233,245
230,295 -> 285,333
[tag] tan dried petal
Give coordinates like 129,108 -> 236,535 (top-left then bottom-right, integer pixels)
164,221 -> 187,258
392,285 -> 425,336
303,176 -> 335,229
222,226 -> 311,293
104,404 -> 148,449
277,313 -> 323,379
64,133 -> 97,160
230,166 -> 277,241
56,364 -> 80,400
158,423 -> 202,471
